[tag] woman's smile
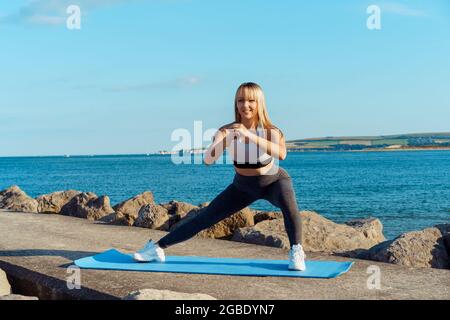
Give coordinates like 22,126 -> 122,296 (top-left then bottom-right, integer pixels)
237,96 -> 257,120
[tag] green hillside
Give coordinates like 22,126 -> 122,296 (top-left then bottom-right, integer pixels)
286,132 -> 450,151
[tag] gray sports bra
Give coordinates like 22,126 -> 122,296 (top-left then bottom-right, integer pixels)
227,124 -> 273,169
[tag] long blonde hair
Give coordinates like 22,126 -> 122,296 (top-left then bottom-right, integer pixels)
234,82 -> 284,138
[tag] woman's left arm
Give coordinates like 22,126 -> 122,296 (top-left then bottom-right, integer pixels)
233,124 -> 287,160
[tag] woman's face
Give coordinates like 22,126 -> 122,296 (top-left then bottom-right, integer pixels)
237,95 -> 258,121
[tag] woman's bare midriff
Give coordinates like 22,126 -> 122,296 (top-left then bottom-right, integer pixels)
233,158 -> 277,176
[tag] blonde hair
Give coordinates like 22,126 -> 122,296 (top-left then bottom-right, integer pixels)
234,82 -> 284,138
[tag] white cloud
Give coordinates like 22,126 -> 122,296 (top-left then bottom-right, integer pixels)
380,3 -> 427,17
107,76 -> 202,92
180,76 -> 201,86
0,0 -> 140,25
26,15 -> 66,25
75,76 -> 203,93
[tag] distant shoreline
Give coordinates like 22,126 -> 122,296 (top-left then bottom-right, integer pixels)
287,147 -> 450,153
2,147 -> 450,158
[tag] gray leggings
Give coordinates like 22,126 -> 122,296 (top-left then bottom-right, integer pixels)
156,167 -> 302,249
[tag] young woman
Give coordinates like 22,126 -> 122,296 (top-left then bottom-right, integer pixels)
134,82 -> 306,271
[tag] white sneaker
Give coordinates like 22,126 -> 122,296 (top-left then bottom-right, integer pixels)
133,240 -> 165,263
288,244 -> 306,271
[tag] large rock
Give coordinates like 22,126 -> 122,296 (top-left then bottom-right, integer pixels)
122,289 -> 216,300
160,200 -> 198,228
0,185 -> 38,213
111,192 -> 155,226
198,202 -> 210,208
232,211 -> 385,252
345,217 -> 386,244
60,192 -> 114,220
36,190 -> 81,214
231,218 -> 287,248
133,203 -> 170,230
442,224 -> 450,255
169,205 -> 254,239
254,210 -> 283,224
363,224 -> 450,269
0,269 -> 11,296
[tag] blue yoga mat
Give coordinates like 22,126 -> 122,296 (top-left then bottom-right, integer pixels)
74,249 -> 353,278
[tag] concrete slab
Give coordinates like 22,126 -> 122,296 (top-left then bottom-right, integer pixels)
0,210 -> 449,300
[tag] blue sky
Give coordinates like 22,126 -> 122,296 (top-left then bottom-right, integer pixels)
0,0 -> 449,156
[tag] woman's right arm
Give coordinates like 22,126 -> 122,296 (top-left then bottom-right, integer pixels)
203,125 -> 235,165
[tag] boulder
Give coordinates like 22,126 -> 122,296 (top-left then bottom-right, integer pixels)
345,217 -> 386,244
199,202 -> 210,208
441,224 -> 450,256
0,269 -> 11,296
0,294 -> 39,300
231,218 -> 288,249
60,192 -> 114,220
160,200 -> 198,228
122,289 -> 216,300
254,211 -> 283,224
36,190 -> 81,214
0,185 -> 38,213
111,192 -> 155,226
169,205 -> 254,239
133,203 -> 170,230
363,224 -> 450,269
232,211 -> 385,252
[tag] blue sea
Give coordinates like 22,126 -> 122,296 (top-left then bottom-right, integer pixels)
1,151 -> 449,239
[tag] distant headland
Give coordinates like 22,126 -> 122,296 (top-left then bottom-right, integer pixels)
285,132 -> 450,152
158,132 -> 450,154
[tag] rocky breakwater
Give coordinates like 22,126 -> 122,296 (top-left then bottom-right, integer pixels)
0,185 -> 114,221
232,211 -> 386,253
1,185 -> 449,271
353,224 -> 450,269
0,185 -> 38,213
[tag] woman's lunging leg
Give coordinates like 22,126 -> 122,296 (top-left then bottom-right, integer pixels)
157,183 -> 257,249
264,177 -> 303,246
